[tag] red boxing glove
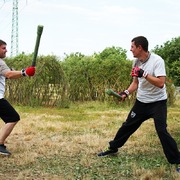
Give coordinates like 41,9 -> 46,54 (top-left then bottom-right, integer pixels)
26,66 -> 35,76
21,66 -> 35,76
131,66 -> 147,78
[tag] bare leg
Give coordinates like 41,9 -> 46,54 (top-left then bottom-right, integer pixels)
0,122 -> 18,144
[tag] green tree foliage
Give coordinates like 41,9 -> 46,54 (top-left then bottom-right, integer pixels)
152,37 -> 180,86
94,46 -> 127,60
5,54 -> 68,107
62,52 -> 90,101
171,59 -> 180,86
62,47 -> 132,102
4,44 -> 176,107
93,47 -> 132,99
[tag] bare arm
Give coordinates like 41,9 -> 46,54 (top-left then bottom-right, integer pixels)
121,78 -> 138,100
127,77 -> 138,93
4,70 -> 22,79
145,75 -> 165,88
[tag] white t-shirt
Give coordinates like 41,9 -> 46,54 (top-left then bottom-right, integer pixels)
133,53 -> 167,103
0,59 -> 11,99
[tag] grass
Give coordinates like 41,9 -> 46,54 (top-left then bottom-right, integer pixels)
0,98 -> 180,180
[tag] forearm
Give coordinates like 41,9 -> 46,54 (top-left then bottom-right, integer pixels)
145,74 -> 165,88
119,78 -> 138,99
131,66 -> 165,89
127,78 -> 138,94
5,71 -> 22,79
4,66 -> 35,79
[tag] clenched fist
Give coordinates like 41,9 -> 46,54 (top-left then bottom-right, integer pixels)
131,66 -> 148,78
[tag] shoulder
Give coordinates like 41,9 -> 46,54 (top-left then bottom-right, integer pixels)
0,59 -> 5,64
0,59 -> 10,74
0,59 -> 9,66
0,59 -> 9,67
149,53 -> 165,65
150,53 -> 164,61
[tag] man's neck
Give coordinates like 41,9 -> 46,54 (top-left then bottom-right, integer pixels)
139,51 -> 150,63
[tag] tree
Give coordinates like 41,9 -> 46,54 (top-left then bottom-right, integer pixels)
152,37 -> 180,86
171,59 -> 180,86
94,46 -> 127,61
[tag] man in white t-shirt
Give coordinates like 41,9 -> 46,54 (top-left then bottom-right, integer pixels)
98,36 -> 180,172
0,39 -> 35,155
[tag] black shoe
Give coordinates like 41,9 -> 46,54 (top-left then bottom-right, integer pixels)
98,147 -> 118,157
177,168 -> 180,173
0,144 -> 11,156
176,165 -> 180,173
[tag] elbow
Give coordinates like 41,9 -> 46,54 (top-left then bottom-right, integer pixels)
4,72 -> 13,79
156,77 -> 166,88
159,83 -> 165,89
5,74 -> 11,79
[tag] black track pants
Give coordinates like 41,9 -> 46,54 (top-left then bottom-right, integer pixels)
109,99 -> 180,164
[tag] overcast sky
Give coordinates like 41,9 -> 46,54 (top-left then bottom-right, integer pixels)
0,0 -> 180,59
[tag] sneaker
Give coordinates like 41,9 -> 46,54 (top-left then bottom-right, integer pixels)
98,147 -> 118,157
0,144 -> 11,155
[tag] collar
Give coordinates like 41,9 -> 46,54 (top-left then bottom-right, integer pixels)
140,52 -> 151,64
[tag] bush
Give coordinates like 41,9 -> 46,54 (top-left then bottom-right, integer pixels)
5,50 -> 176,107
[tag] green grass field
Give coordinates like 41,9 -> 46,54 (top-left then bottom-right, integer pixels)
0,97 -> 180,180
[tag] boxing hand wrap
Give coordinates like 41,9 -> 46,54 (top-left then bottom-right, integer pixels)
119,90 -> 129,97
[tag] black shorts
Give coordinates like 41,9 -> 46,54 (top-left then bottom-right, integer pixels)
0,98 -> 20,123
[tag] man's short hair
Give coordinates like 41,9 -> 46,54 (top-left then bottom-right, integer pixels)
0,40 -> 7,46
131,36 -> 148,52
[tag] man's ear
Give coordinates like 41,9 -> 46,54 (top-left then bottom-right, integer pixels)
138,45 -> 143,50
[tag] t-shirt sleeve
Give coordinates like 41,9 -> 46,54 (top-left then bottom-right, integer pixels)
154,58 -> 166,77
0,60 -> 11,76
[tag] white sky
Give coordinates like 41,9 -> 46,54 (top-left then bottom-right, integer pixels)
0,0 -> 180,59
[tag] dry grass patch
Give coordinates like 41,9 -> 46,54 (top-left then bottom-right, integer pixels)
0,100 -> 179,179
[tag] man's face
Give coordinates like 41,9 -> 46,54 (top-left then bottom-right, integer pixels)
0,44 -> 7,59
130,41 -> 141,58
